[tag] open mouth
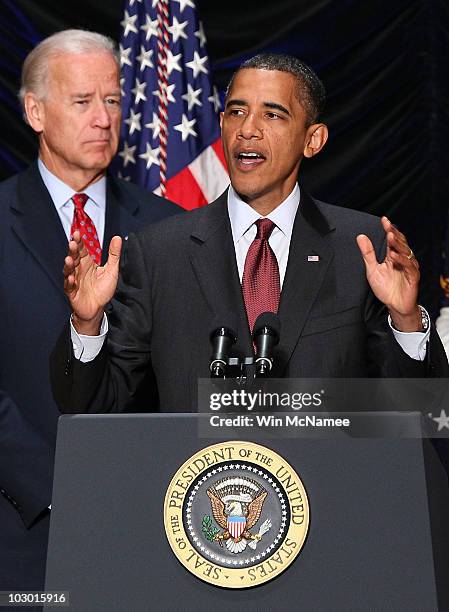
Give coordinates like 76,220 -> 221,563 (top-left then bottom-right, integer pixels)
236,151 -> 266,166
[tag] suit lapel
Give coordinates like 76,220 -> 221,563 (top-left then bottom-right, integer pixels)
11,163 -> 69,298
189,191 -> 336,362
189,193 -> 252,355
276,191 -> 335,373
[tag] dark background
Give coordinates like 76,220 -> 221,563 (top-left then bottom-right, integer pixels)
1,0 -> 448,316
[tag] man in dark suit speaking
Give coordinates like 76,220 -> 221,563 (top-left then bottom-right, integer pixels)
0,30 -> 179,595
52,53 -> 448,416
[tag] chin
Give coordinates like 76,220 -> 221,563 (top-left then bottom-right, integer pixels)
233,182 -> 265,202
86,154 -> 112,169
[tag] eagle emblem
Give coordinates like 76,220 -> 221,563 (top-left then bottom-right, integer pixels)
203,477 -> 272,554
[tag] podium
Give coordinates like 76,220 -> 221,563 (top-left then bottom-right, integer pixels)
46,414 -> 449,611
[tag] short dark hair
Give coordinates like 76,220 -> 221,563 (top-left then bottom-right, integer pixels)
226,53 -> 326,125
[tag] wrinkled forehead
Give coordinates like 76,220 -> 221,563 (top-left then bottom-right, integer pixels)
46,51 -> 119,91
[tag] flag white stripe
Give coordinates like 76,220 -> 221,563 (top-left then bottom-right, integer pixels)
189,145 -> 229,202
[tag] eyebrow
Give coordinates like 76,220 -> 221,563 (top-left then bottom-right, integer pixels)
70,91 -> 121,99
264,101 -> 291,116
225,98 -> 246,109
225,98 -> 291,117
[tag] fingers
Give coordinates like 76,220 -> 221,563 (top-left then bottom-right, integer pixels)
106,236 -> 122,271
63,255 -> 77,294
356,234 -> 378,269
63,232 -> 93,294
388,248 -> 420,271
382,215 -> 409,255
381,216 -> 419,269
64,232 -> 89,269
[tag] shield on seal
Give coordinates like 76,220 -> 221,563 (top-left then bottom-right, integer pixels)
227,516 -> 247,539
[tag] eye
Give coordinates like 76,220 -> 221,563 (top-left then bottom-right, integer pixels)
265,111 -> 281,119
227,108 -> 245,116
106,98 -> 121,106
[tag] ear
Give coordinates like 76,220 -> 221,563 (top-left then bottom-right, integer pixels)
24,92 -> 45,134
219,111 -> 224,130
303,123 -> 328,158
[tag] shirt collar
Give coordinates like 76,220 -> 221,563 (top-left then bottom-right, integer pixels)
227,184 -> 300,244
37,158 -> 106,210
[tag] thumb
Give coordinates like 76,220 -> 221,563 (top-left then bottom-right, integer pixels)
106,235 -> 122,271
356,234 -> 378,271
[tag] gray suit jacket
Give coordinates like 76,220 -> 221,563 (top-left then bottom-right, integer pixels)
51,189 -> 448,414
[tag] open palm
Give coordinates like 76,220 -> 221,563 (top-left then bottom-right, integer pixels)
64,232 -> 122,332
357,217 -> 421,330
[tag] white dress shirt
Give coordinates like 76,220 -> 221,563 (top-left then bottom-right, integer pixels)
228,184 -> 299,287
72,185 -> 429,361
38,158 -> 106,246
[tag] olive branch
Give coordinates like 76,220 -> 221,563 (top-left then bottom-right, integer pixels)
202,515 -> 220,541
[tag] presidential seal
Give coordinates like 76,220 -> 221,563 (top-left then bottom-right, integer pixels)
164,441 -> 309,588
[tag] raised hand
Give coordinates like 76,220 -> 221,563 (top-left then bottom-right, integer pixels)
63,231 -> 122,335
357,216 -> 422,332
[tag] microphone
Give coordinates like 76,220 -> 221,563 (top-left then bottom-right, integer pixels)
209,314 -> 238,378
253,312 -> 280,377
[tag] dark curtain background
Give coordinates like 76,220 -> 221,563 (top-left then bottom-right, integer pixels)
1,0 -> 449,316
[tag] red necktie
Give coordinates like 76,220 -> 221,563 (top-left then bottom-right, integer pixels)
70,193 -> 102,265
242,218 -> 280,333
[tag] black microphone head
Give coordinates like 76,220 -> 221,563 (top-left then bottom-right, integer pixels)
209,312 -> 238,343
252,312 -> 280,343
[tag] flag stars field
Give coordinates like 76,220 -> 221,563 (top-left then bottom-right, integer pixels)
121,10 -> 138,37
168,16 -> 189,43
174,115 -> 197,141
115,0 -> 229,207
186,51 -> 208,78
136,46 -> 154,71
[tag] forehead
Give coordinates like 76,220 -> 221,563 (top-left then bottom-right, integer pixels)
47,52 -> 119,91
227,68 -> 302,112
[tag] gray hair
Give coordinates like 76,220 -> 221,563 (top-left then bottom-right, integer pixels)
226,53 -> 326,125
19,29 -> 119,112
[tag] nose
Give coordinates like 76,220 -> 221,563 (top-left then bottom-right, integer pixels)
238,112 -> 262,140
92,101 -> 112,129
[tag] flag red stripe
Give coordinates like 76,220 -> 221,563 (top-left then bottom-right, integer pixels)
165,167 -> 207,210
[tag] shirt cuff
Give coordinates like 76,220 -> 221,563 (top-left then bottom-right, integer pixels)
388,308 -> 430,361
70,314 -> 108,363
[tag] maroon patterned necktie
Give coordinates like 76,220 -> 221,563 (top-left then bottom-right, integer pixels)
242,218 -> 280,333
70,193 -> 102,265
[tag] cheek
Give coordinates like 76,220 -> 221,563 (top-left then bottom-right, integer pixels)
110,118 -> 121,141
220,133 -> 234,163
43,120 -> 72,149
280,135 -> 304,166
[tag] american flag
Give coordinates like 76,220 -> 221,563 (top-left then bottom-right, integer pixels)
114,0 -> 229,209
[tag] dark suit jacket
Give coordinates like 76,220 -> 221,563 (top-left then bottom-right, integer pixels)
52,190 -> 449,416
0,162 -> 180,592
